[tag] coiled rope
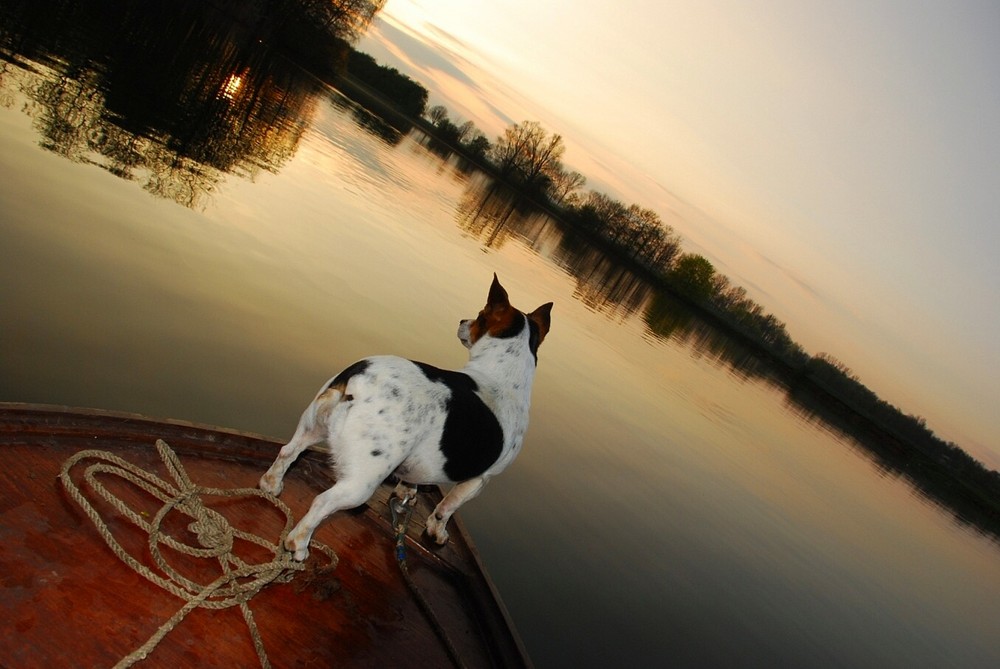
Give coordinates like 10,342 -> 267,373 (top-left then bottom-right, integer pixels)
59,439 -> 337,669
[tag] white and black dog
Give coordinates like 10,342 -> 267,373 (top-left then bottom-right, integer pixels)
260,274 -> 552,560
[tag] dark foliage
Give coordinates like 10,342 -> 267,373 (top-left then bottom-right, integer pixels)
345,51 -> 428,120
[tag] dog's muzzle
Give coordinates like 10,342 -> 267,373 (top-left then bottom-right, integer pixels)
457,320 -> 473,349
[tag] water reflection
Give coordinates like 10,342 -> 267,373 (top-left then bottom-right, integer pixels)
457,176 -> 771,372
1,0 -> 321,208
458,177 -> 653,319
455,174 -> 1000,544
644,290 -> 774,382
783,383 -> 1000,539
331,95 -> 405,146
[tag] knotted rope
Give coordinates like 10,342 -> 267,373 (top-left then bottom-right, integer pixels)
59,439 -> 337,669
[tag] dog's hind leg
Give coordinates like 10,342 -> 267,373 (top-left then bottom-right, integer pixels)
285,476 -> 380,560
260,386 -> 342,496
425,477 -> 488,545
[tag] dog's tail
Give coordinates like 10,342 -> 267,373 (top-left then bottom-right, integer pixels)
302,381 -> 350,453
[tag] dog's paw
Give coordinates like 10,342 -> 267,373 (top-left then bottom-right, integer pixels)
425,515 -> 450,545
259,472 -> 283,497
284,535 -> 309,562
392,480 -> 418,501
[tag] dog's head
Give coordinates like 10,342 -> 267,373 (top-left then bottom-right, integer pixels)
458,274 -> 553,359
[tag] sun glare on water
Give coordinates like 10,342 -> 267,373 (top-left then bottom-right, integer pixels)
220,73 -> 244,100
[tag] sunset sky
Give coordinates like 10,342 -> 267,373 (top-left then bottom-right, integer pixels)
357,0 -> 1000,467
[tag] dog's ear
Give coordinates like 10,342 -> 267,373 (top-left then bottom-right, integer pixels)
529,302 -> 553,344
487,273 -> 510,309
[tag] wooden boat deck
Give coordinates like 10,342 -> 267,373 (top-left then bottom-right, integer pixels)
0,403 -> 530,668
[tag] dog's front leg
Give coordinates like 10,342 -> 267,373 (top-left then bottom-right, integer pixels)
392,480 -> 418,501
425,477 -> 487,545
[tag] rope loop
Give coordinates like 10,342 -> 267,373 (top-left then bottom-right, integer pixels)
59,439 -> 337,668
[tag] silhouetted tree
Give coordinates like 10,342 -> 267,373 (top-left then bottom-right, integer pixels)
345,50 -> 427,118
434,118 -> 461,143
567,191 -> 680,272
454,120 -> 475,143
464,132 -> 491,162
670,253 -> 716,300
489,120 -> 565,191
295,0 -> 386,43
427,104 -> 448,124
548,167 -> 586,206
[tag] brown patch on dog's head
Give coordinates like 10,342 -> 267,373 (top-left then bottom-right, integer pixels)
467,274 -> 516,344
464,275 -> 554,355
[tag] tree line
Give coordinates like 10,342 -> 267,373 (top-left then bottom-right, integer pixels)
422,107 -> 806,358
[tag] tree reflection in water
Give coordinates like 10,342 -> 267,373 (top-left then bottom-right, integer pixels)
456,175 -> 769,376
454,175 -> 1000,543
0,0 -> 328,208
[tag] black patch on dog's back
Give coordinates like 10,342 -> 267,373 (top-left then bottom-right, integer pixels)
328,359 -> 371,390
411,361 -> 504,481
412,362 -> 478,393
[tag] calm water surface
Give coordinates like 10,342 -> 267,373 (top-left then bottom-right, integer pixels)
1,9 -> 998,668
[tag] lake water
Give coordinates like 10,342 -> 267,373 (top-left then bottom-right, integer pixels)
2,6 -> 998,668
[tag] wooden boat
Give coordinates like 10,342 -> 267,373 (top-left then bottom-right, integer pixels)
0,403 -> 530,668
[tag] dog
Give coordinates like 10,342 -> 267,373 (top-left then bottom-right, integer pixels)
260,274 -> 552,560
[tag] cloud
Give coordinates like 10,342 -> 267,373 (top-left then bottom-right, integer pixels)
753,250 -> 825,303
361,18 -> 517,134
375,19 -> 482,91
